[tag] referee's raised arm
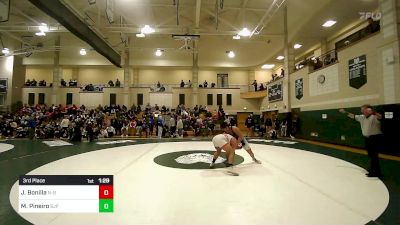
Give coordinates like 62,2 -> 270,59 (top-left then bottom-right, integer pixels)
339,108 -> 355,119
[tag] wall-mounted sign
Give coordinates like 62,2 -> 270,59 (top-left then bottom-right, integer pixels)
268,82 -> 283,102
349,55 -> 367,89
384,112 -> 393,119
295,78 -> 303,100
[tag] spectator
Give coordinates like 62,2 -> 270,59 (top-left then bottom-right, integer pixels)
108,80 -> 114,87
259,84 -> 265,91
157,81 -> 161,88
187,80 -> 192,87
60,79 -> 67,87
121,122 -> 129,137
177,116 -> 183,138
265,116 -> 273,137
115,79 -> 121,87
314,58 -> 323,70
157,115 -> 164,139
39,80 -> 47,87
169,115 -> 176,136
290,114 -> 299,139
86,123 -> 94,142
280,68 -> 285,77
211,82 -> 216,88
366,18 -> 380,34
252,80 -> 257,91
25,79 -> 31,86
203,80 -> 208,88
30,79 -> 37,86
106,124 -> 116,137
180,80 -> 185,87
245,114 -> 255,137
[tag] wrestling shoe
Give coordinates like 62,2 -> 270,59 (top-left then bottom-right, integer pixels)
253,158 -> 262,164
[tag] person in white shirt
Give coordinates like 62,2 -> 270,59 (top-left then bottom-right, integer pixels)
169,116 -> 176,136
60,116 -> 70,129
176,116 -> 184,138
339,104 -> 383,177
106,125 -> 116,138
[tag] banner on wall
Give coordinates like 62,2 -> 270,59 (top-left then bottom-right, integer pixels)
268,82 -> 283,102
348,55 -> 367,89
295,78 -> 303,100
0,78 -> 7,93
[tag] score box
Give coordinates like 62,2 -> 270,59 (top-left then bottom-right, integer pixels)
19,175 -> 113,213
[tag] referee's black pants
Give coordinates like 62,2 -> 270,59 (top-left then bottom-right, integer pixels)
365,134 -> 383,175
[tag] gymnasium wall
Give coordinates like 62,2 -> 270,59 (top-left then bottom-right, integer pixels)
255,70 -> 273,83
295,104 -> 400,155
197,88 -> 260,114
25,67 -> 53,83
290,33 -> 384,111
78,68 -> 124,85
138,69 -> 192,85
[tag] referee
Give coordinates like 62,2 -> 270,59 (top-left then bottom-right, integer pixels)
339,105 -> 383,177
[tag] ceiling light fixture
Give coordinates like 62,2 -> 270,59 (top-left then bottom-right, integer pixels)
80,48 -> 87,55
155,49 -> 163,56
35,31 -> 46,36
39,23 -> 49,32
2,48 -> 10,55
136,33 -> 145,38
238,27 -> 251,37
232,35 -> 240,40
262,64 -> 275,69
141,25 -> 155,34
226,50 -> 235,58
322,20 -> 337,27
294,43 -> 302,49
276,55 -> 285,60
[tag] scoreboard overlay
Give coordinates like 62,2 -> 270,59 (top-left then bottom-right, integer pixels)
18,175 -> 113,213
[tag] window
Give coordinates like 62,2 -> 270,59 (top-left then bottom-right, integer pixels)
0,95 -> 5,105
217,73 -> 228,88
110,93 -> 116,106
207,94 -> 213,105
66,93 -> 73,105
179,94 -> 185,105
28,93 -> 35,105
137,93 -> 143,105
217,94 -> 223,105
38,93 -> 45,104
226,94 -> 232,106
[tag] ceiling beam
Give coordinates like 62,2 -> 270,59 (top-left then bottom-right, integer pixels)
203,8 -> 238,31
195,0 -> 201,28
28,0 -> 121,67
250,0 -> 285,36
120,2 -> 267,12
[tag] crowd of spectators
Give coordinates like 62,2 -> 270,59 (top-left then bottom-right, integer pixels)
0,103 -> 232,141
180,80 -> 192,88
250,69 -> 285,92
25,79 -> 51,87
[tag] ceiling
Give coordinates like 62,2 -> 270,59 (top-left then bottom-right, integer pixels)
0,0 -> 379,69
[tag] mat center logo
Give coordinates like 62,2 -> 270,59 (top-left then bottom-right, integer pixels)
154,150 -> 244,169
175,153 -> 225,165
